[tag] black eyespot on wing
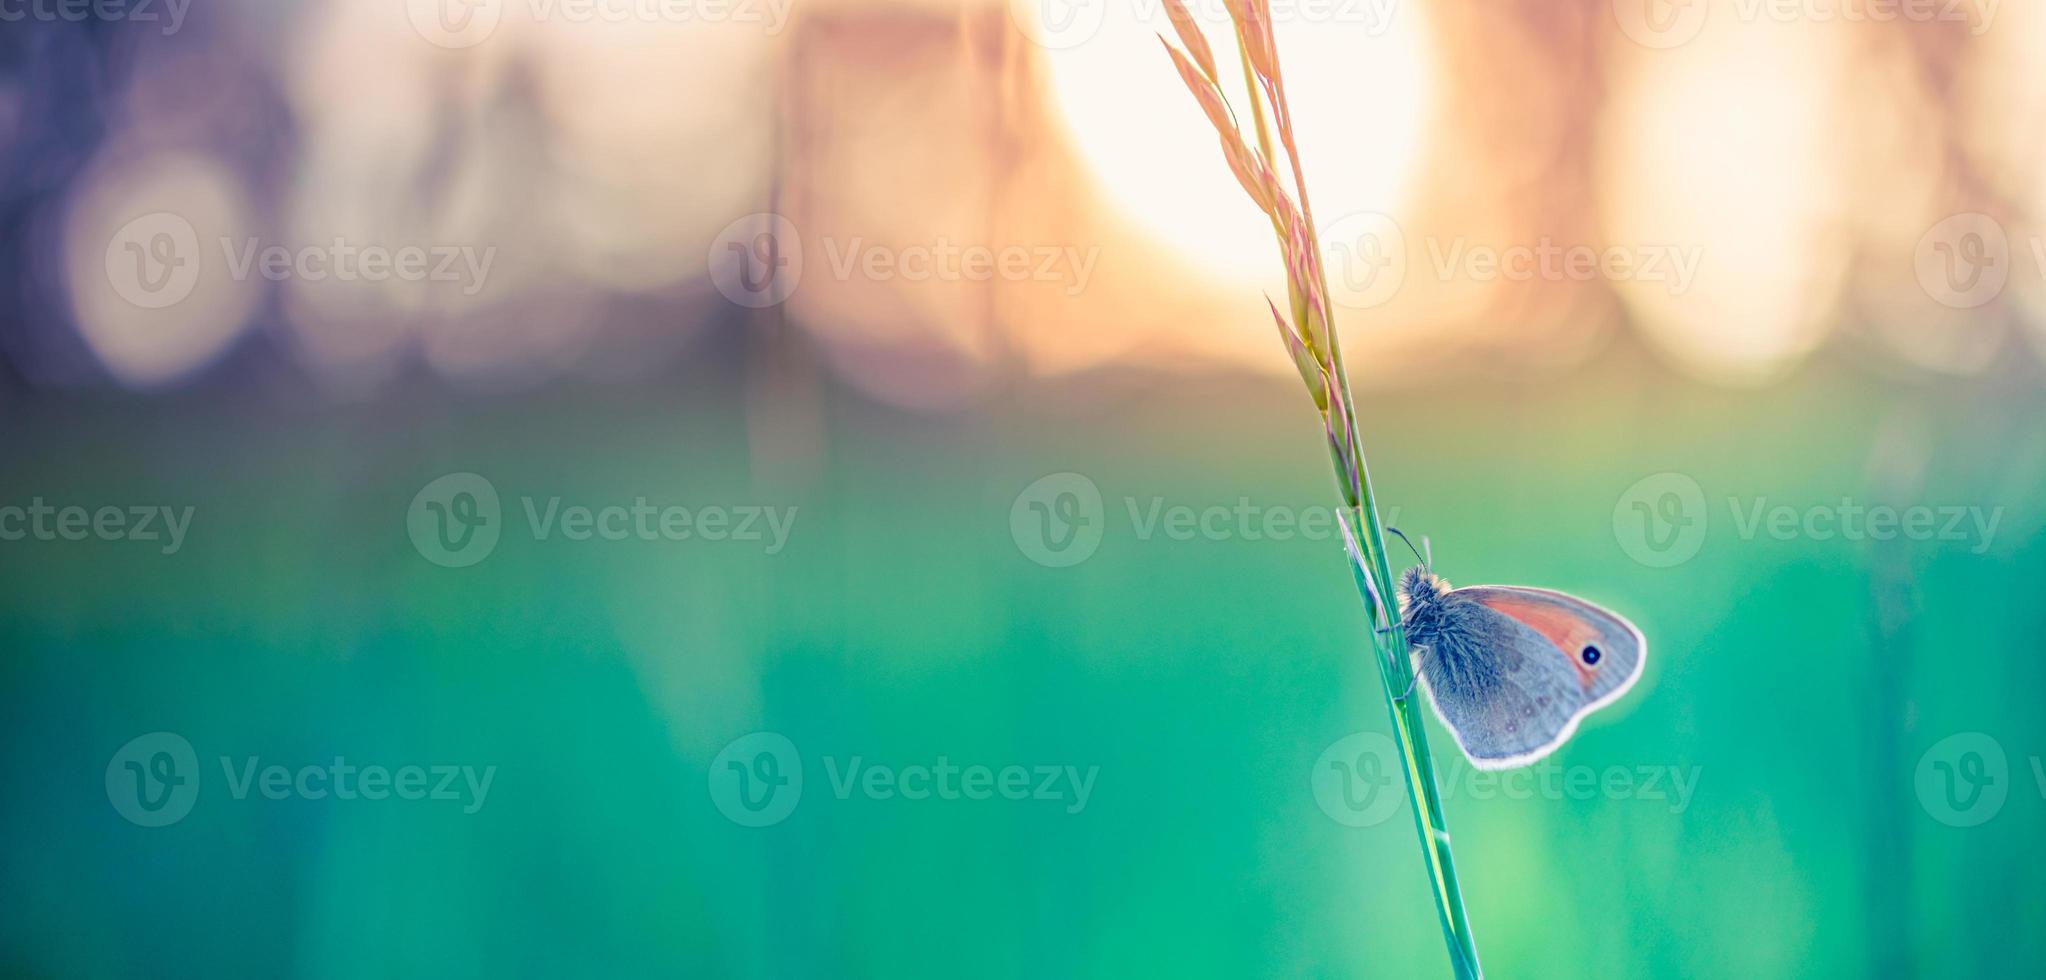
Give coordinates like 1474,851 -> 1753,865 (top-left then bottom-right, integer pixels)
1581,645 -> 1602,666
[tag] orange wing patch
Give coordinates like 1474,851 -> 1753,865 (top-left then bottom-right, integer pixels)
1476,595 -> 1602,688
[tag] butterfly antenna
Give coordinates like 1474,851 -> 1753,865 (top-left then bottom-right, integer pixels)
1386,526 -> 1429,569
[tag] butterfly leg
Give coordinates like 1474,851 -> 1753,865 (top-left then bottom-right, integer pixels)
1392,647 -> 1424,704
1372,622 -> 1419,704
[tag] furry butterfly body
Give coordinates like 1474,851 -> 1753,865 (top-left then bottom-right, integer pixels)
1397,566 -> 1646,770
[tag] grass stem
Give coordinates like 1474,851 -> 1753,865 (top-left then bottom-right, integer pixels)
1157,9 -> 1485,972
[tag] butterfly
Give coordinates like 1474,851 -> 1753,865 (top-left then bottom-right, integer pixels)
1348,526 -> 1647,770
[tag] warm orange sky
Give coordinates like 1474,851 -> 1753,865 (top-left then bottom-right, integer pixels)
49,0 -> 2046,399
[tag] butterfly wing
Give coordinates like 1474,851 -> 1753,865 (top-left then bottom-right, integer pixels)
1415,586 -> 1646,770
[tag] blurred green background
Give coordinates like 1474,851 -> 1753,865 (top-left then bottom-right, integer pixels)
7,2 -> 2046,977
5,345 -> 2042,978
